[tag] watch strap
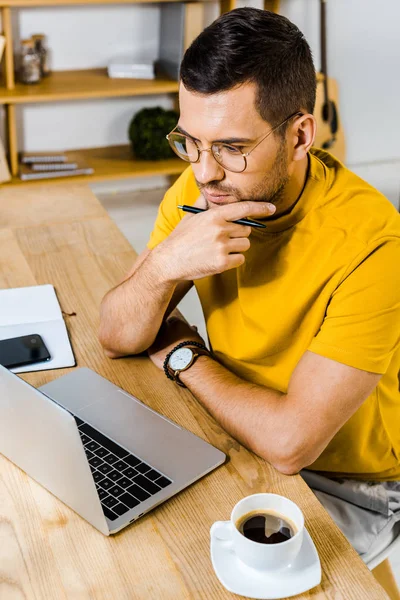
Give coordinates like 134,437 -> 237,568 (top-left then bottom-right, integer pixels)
163,340 -> 209,386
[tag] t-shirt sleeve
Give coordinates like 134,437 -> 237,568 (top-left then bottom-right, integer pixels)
308,238 -> 400,374
147,167 -> 195,250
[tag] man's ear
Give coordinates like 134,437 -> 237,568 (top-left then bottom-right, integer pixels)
292,114 -> 317,162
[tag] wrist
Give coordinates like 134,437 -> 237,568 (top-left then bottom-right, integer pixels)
178,352 -> 213,386
150,243 -> 182,285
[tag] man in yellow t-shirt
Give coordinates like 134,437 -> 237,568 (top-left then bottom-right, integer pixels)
99,9 -> 400,562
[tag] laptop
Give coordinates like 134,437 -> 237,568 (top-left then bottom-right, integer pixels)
0,365 -> 225,535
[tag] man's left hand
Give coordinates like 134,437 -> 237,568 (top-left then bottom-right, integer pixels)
148,315 -> 206,370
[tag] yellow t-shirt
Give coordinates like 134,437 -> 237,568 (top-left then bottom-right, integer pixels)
147,148 -> 400,481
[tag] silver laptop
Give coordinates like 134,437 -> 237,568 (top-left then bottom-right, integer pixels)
0,365 -> 225,535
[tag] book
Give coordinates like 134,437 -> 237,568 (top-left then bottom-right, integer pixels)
19,162 -> 94,181
0,284 -> 75,373
107,57 -> 155,80
21,151 -> 68,164
0,35 -> 5,63
0,135 -> 11,183
31,162 -> 79,172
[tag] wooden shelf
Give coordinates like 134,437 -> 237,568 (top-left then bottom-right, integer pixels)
0,69 -> 179,104
0,0 -> 189,6
5,144 -> 187,186
0,0 -> 209,181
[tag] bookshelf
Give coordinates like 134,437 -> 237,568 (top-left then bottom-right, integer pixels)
0,0 -> 235,186
11,144 -> 188,186
0,69 -> 180,104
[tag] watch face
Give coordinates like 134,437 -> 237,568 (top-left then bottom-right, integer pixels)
169,347 -> 193,371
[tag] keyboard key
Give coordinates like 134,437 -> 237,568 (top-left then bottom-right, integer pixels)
119,492 -> 140,509
132,474 -> 161,495
85,449 -> 94,461
108,470 -> 123,482
99,478 -> 114,491
94,447 -> 109,458
93,471 -> 105,483
103,506 -> 118,521
79,423 -> 129,459
86,441 -> 100,452
80,434 -> 90,445
146,469 -> 162,481
74,416 -> 84,426
155,476 -> 172,489
102,495 -> 119,508
98,488 -> 108,500
122,467 -> 137,479
89,456 -> 104,469
114,460 -> 128,471
124,455 -> 142,468
135,462 -> 151,474
98,463 -> 113,475
126,483 -> 150,502
108,484 -> 124,497
117,477 -> 132,489
112,503 -> 130,517
103,454 -> 119,466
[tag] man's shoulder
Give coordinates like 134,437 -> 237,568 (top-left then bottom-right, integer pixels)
310,149 -> 400,247
166,166 -> 199,206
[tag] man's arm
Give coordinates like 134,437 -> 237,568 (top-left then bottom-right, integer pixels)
99,199 -> 276,357
99,248 -> 193,357
150,328 -> 380,475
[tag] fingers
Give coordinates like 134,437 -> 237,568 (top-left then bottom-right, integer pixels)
223,253 -> 246,271
227,237 -> 251,253
220,200 -> 276,222
226,223 -> 252,238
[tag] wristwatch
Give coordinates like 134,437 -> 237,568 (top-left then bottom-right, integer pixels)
163,341 -> 210,387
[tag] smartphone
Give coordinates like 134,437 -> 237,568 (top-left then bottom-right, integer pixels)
0,334 -> 51,369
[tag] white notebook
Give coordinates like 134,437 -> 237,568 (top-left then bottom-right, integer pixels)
0,284 -> 76,373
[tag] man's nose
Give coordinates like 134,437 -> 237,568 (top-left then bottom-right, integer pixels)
192,149 -> 225,185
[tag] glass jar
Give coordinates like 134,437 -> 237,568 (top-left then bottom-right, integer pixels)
19,39 -> 41,84
31,34 -> 50,77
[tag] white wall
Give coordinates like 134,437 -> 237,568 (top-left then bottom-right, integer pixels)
5,1 -> 400,205
279,0 -> 400,166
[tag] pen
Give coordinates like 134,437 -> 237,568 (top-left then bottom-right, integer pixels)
177,205 -> 266,229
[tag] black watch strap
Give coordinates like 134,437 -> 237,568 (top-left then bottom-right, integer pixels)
163,340 -> 209,383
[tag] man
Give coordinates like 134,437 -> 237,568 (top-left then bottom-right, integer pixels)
100,8 -> 400,564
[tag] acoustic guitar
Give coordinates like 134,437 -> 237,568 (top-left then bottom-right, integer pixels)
313,0 -> 346,162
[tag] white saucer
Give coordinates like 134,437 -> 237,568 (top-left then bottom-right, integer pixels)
210,526 -> 321,599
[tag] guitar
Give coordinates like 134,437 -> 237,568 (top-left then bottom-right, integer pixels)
313,0 -> 346,163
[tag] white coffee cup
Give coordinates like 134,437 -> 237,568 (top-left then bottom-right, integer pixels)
210,493 -> 304,571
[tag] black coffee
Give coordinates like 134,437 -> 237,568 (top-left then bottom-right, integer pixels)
236,510 -> 296,545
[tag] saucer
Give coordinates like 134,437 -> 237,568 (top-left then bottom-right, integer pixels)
210,526 -> 321,599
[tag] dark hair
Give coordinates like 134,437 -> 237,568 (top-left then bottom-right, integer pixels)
180,8 -> 316,133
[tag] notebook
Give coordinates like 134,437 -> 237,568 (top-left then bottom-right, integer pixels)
0,285 -> 75,373
19,163 -> 94,181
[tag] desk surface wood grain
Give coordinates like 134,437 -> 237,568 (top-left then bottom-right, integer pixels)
0,184 -> 388,599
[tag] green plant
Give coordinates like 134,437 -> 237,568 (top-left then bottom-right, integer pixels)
128,107 -> 179,160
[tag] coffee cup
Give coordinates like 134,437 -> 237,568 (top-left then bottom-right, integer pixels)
210,493 -> 304,571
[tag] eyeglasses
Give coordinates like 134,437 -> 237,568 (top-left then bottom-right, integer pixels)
166,111 -> 303,173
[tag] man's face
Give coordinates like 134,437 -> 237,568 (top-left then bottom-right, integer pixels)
178,82 -> 291,211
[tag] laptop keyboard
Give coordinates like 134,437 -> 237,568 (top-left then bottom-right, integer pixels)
74,417 -> 172,522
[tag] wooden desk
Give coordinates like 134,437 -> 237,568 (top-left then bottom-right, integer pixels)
0,184 -> 388,599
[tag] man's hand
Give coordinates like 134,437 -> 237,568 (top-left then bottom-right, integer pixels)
148,315 -> 206,370
151,196 -> 276,284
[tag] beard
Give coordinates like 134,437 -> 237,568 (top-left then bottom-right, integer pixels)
196,141 -> 289,213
